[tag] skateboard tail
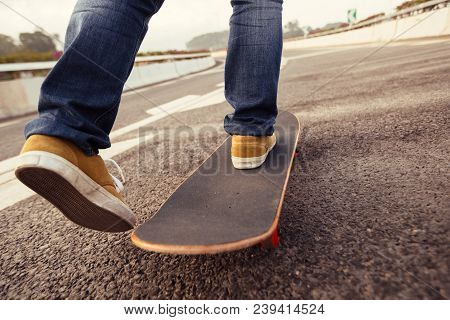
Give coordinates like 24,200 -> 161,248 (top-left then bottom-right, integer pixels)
131,225 -> 279,255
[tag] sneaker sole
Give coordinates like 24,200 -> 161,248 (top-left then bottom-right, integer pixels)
231,138 -> 277,170
15,151 -> 136,232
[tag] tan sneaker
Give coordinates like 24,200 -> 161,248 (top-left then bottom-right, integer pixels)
231,134 -> 277,169
15,135 -> 136,232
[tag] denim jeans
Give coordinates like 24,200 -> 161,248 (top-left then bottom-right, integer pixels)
25,0 -> 283,155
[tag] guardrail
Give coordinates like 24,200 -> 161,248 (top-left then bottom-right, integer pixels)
287,0 -> 449,41
285,0 -> 450,49
0,53 -> 211,74
135,53 -> 210,63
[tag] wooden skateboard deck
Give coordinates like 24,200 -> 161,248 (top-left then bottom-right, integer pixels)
131,111 -> 300,254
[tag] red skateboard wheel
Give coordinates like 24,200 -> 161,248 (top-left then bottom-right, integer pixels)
260,225 -> 280,249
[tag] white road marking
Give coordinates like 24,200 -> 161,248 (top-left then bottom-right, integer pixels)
0,118 -> 22,128
153,79 -> 178,87
283,48 -> 352,64
178,89 -> 225,112
122,86 -> 155,97
145,95 -> 199,116
109,100 -> 194,140
145,84 -> 226,115
0,156 -> 19,176
280,57 -> 288,70
99,138 -> 141,159
0,179 -> 35,211
0,170 -> 15,185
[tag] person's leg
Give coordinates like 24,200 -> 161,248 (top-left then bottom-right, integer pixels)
16,0 -> 165,232
224,0 -> 283,169
224,0 -> 283,137
25,0 -> 165,155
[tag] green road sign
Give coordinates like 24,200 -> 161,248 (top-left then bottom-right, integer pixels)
347,9 -> 357,24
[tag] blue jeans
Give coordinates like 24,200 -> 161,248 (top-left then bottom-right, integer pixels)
25,0 -> 283,155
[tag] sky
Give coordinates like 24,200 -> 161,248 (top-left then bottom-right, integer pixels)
1,0 -> 406,51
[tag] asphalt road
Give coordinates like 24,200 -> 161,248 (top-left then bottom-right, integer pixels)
0,38 -> 449,299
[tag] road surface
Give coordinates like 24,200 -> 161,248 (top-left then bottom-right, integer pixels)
0,37 -> 449,299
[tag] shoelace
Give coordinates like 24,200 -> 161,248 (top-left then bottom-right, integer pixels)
104,159 -> 125,193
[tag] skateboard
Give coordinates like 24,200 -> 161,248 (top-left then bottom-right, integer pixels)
131,111 -> 300,254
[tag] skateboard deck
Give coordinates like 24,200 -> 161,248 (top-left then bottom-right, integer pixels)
131,111 -> 300,254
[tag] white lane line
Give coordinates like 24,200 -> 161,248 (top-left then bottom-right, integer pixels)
283,48 -> 351,64
145,83 -> 226,115
108,98 -> 201,140
99,137 -> 141,159
153,79 -> 178,87
145,95 -> 199,116
280,57 -> 288,70
0,179 -> 35,211
0,170 -> 15,185
0,118 -> 22,128
280,48 -> 352,70
122,86 -> 156,97
179,89 -> 225,112
0,156 -> 19,176
145,88 -> 226,115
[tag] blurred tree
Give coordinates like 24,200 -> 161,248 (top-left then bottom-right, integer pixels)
19,31 -> 56,52
283,20 -> 304,39
284,20 -> 300,33
0,34 -> 19,55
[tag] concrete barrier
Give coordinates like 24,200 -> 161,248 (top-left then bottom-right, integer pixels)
0,56 -> 216,120
21,77 -> 44,109
137,63 -> 179,87
126,68 -> 143,89
0,77 -> 45,118
394,6 -> 449,39
0,79 -> 32,118
175,59 -> 198,75
284,6 -> 450,49
444,5 -> 450,33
